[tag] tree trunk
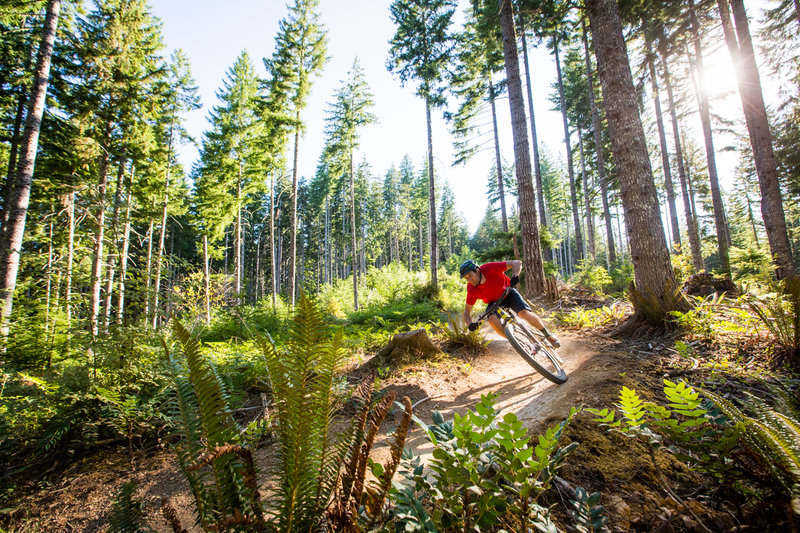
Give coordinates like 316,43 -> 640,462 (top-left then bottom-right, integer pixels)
234,170 -> 242,305
425,96 -> 438,289
578,124 -> 595,259
688,1 -> 731,275
349,151 -> 359,310
661,48 -> 705,272
288,120 -> 300,306
117,169 -> 133,325
554,40 -> 584,263
586,0 -> 679,322
520,18 -> 549,258
719,0 -> 796,279
582,20 -> 616,265
270,173 -> 277,310
89,125 -> 112,339
499,0 -> 545,295
0,0 -> 61,333
488,74 -> 519,259
203,234 -> 211,324
644,28 -> 681,253
65,190 -> 75,332
144,220 -> 154,320
103,158 -> 126,328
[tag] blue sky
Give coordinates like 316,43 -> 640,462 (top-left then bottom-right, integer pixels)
147,0 -> 754,236
148,0 -> 568,234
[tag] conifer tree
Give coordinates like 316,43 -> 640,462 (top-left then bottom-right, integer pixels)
321,59 -> 376,310
388,0 -> 457,289
0,0 -> 61,334
267,0 -> 327,306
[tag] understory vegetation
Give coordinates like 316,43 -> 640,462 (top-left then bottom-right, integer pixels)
2,258 -> 800,530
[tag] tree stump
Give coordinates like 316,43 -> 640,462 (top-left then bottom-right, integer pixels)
683,272 -> 738,297
375,329 -> 440,365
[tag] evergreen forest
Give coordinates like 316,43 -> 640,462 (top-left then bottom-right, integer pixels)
2,0 -> 800,531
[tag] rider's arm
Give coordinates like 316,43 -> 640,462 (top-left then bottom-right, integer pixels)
506,259 -> 522,276
463,303 -> 474,326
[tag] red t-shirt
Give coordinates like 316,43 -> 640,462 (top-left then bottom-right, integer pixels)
466,262 -> 510,306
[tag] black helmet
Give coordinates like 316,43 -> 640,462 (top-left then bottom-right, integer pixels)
459,259 -> 479,277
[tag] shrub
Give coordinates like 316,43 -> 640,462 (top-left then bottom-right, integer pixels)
571,260 -> 612,294
747,276 -> 800,366
391,393 -> 588,531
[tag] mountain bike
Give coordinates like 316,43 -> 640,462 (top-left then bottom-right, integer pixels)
473,287 -> 568,384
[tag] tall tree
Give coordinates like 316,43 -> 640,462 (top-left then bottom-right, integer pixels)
688,0 -> 731,275
322,58 -> 376,310
643,25 -> 680,254
586,0 -> 679,322
717,0 -> 796,279
150,50 -> 200,327
496,0 -> 546,295
388,0 -> 456,289
581,19 -> 616,265
553,38 -> 584,264
0,0 -> 61,334
267,0 -> 327,306
659,39 -> 704,273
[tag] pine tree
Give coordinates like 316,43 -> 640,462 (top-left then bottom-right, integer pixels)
495,0 -> 546,295
0,0 -> 61,335
321,58 -> 376,310
388,0 -> 456,290
586,0 -> 680,323
267,0 -> 327,306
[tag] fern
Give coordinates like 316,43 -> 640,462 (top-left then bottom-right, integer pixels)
747,275 -> 800,364
255,293 -> 349,532
108,481 -> 151,533
165,321 -> 264,532
699,386 -> 800,513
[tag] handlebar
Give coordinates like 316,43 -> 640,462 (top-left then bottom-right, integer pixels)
472,286 -> 514,326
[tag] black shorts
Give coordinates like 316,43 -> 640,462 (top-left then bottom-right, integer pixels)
493,288 -> 530,314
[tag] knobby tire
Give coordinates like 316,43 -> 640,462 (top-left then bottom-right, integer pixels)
503,320 -> 567,384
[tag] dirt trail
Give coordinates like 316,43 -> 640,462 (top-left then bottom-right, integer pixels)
6,332 -> 623,533
377,331 -> 621,462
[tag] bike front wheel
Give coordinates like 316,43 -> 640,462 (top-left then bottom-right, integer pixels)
503,320 -> 567,384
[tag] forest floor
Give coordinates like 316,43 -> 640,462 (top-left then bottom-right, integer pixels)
2,324 -> 757,532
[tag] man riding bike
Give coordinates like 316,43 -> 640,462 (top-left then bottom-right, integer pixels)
460,259 -> 560,348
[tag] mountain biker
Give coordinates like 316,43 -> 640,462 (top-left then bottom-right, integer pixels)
460,259 -> 561,348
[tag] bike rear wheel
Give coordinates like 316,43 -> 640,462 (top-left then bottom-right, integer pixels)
503,320 -> 567,384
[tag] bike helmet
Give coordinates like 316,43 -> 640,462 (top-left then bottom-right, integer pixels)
459,259 -> 479,277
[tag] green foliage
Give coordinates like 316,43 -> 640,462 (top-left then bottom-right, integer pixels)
108,481 -> 151,533
609,261 -> 634,294
570,487 -> 609,533
392,393 -> 580,531
166,320 -> 265,531
670,293 -> 759,347
255,293 -> 349,531
557,303 -> 628,330
438,312 -> 488,352
747,276 -> 800,365
570,260 -> 612,294
700,383 -> 800,513
730,246 -> 774,286
590,378 -> 800,517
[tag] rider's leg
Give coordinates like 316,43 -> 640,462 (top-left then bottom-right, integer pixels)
518,309 -> 545,330
518,309 -> 561,348
486,314 -> 507,338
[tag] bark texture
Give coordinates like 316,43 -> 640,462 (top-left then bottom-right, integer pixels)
719,0 -> 795,279
0,0 -> 61,328
582,20 -> 616,265
498,0 -> 545,295
586,0 -> 678,321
